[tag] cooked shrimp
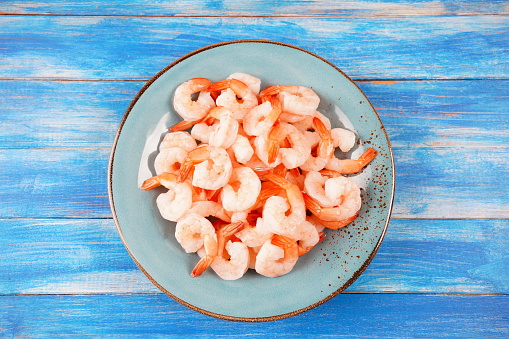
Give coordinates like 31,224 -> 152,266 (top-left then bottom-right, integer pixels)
188,201 -> 231,223
262,173 -> 307,239
153,147 -> 188,175
277,123 -> 312,169
299,117 -> 334,172
278,112 -> 307,123
193,221 -> 245,277
178,145 -> 233,190
309,213 -> 359,230
229,133 -> 254,164
243,96 -> 281,137
220,166 -> 261,212
325,147 -> 378,174
303,175 -> 361,221
255,234 -> 299,278
260,85 -> 320,116
208,240 -> 250,280
207,107 -> 239,149
292,111 -> 332,133
227,72 -> 261,96
141,172 -> 193,222
236,217 -> 274,247
253,128 -> 282,168
175,213 -> 216,253
173,78 -> 216,121
208,79 -> 258,120
304,170 -> 358,208
190,122 -> 214,144
331,128 -> 356,153
159,131 -> 197,152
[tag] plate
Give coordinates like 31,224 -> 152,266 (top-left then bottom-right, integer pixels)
108,40 -> 395,321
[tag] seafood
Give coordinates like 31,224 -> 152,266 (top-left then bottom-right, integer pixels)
142,74 -> 378,279
173,78 -> 216,121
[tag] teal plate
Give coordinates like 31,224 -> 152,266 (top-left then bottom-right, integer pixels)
108,40 -> 395,322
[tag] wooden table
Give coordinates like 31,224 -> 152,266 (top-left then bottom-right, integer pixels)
2,1 -> 508,337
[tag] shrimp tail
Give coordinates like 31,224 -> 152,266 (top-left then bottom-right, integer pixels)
207,78 -> 246,93
271,234 -> 296,249
313,117 -> 334,159
267,123 -> 285,164
312,213 -> 359,230
358,147 -> 378,168
141,172 -> 177,190
177,146 -> 210,182
170,119 -> 198,132
191,255 -> 215,277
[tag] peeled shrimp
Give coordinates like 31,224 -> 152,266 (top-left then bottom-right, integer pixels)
303,171 -> 347,208
190,122 -> 214,144
188,201 -> 232,223
175,213 -> 216,254
227,72 -> 261,96
207,107 -> 239,149
220,166 -> 261,212
173,78 -> 216,121
243,97 -> 281,137
229,133 -> 254,164
178,145 -> 233,190
260,85 -> 320,116
273,122 -> 311,169
209,240 -> 250,280
331,128 -> 356,153
255,235 -> 299,278
193,221 -> 245,277
325,147 -> 378,174
208,79 -> 258,120
303,175 -> 361,221
299,117 -> 334,172
236,217 -> 274,248
141,172 -> 193,222
154,147 -> 188,175
159,131 -> 197,153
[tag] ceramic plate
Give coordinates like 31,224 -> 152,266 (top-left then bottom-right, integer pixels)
108,40 -> 395,321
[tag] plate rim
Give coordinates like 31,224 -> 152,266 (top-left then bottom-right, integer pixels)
107,39 -> 396,322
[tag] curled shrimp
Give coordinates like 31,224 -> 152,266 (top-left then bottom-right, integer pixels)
269,122 -> 311,169
193,221 -> 245,277
159,131 -> 197,153
173,78 -> 216,121
228,133 -> 254,164
303,175 -> 361,222
325,147 -> 378,174
154,147 -> 188,175
303,171 -> 349,208
178,145 -> 233,190
236,216 -> 274,247
227,72 -> 261,96
255,234 -> 299,278
300,117 -> 334,172
207,107 -> 239,149
220,166 -> 261,212
260,85 -> 320,116
243,96 -> 282,137
141,172 -> 193,222
309,213 -> 359,230
262,173 -> 307,239
209,240 -> 250,280
175,213 -> 216,254
208,79 -> 258,121
331,128 -> 356,153
188,201 -> 231,223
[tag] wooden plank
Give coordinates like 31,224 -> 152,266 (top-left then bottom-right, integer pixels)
1,147 -> 508,219
1,294 -> 508,337
1,79 -> 507,148
1,218 -> 508,295
2,0 -> 508,16
1,16 -> 508,80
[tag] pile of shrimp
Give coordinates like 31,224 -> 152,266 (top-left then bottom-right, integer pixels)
141,73 -> 377,280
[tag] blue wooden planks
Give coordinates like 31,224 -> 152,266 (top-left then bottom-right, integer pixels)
1,16 -> 508,80
1,294 -> 508,337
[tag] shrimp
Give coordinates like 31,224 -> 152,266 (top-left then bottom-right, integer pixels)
173,78 -> 216,121
309,213 -> 359,230
141,172 -> 193,222
188,201 -> 231,223
236,217 -> 274,247
292,111 -> 332,133
190,122 -> 214,144
299,117 -> 334,172
325,147 -> 378,174
331,128 -> 356,153
175,213 -> 216,254
227,72 -> 261,96
260,85 -> 320,116
303,175 -> 361,221
229,133 -> 254,164
178,145 -> 233,190
255,234 -> 299,278
254,127 -> 283,168
297,219 -> 326,256
153,147 -> 188,175
303,171 -> 349,208
220,166 -> 261,212
209,239 -> 250,280
207,107 -> 239,149
159,131 -> 197,152
208,79 -> 258,121
262,173 -> 307,239
193,221 -> 245,277
243,96 -> 282,137
276,122 -> 312,169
